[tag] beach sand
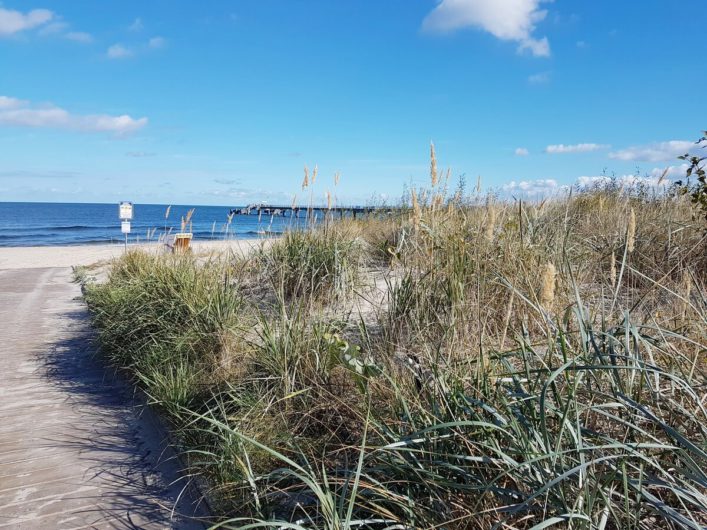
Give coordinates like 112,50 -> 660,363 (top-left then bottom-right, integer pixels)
0,239 -> 269,270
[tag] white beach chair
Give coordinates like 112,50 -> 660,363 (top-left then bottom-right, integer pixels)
164,233 -> 176,253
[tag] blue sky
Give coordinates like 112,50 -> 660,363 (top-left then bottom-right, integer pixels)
1,0 -> 705,205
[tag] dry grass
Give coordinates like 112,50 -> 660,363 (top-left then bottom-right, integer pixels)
81,157 -> 707,528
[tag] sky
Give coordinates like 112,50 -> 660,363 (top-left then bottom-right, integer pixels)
1,0 -> 706,206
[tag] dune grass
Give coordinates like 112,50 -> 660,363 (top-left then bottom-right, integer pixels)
81,171 -> 707,528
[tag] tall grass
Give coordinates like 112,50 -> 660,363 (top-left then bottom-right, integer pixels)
84,251 -> 249,417
81,169 -> 707,528
257,227 -> 365,302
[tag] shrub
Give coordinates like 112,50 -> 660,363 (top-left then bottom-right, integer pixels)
258,228 -> 364,301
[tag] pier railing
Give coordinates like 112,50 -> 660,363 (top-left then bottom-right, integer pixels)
231,204 -> 384,219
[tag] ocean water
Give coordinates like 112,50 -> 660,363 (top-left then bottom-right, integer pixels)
0,202 -> 308,247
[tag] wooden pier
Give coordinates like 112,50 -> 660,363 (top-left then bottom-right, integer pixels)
231,204 -> 380,219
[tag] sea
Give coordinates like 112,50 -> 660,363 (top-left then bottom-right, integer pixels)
0,202 -> 307,247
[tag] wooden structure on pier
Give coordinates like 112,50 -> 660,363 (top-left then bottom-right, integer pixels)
231,204 -> 379,219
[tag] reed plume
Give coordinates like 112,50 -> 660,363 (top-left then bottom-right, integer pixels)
539,262 -> 557,308
430,142 -> 438,187
411,188 -> 421,230
484,202 -> 497,242
627,207 -> 636,253
302,166 -> 309,190
334,171 -> 341,186
312,164 -> 318,185
682,268 -> 692,320
181,208 -> 195,233
164,205 -> 171,235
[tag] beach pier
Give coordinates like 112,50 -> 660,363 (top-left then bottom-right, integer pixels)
232,204 -> 378,219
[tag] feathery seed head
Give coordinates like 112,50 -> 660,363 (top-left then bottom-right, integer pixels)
411,188 -> 421,230
627,208 -> 636,253
540,262 -> 557,308
682,268 -> 692,299
484,203 -> 497,242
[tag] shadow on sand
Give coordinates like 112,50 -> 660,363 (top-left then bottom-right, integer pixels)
39,300 -> 213,529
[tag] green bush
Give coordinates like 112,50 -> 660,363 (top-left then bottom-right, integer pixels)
258,229 -> 363,301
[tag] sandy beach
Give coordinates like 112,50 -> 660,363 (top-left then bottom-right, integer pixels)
0,239 -> 269,270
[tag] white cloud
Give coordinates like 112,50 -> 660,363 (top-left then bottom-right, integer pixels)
107,43 -> 132,59
499,164 -> 691,199
503,178 -> 559,196
128,17 -> 144,32
545,143 -> 609,154
65,31 -> 92,43
576,175 -> 616,188
648,164 -> 689,180
148,36 -> 166,49
518,36 -> 549,57
0,96 -> 26,109
608,140 -> 695,162
577,165 -> 688,190
515,147 -> 529,156
577,174 -> 660,190
422,0 -> 551,57
0,8 -> 90,43
0,95 -> 147,135
37,20 -> 67,36
528,71 -> 550,84
107,38 -> 166,59
0,7 -> 53,36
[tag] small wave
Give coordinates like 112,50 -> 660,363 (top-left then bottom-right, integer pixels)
242,229 -> 283,236
0,225 -> 120,233
0,239 -> 119,247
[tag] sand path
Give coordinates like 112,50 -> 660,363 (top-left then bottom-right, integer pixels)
0,240 -> 266,270
0,267 -> 208,529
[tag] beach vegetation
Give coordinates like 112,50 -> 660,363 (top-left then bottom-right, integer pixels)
81,151 -> 707,529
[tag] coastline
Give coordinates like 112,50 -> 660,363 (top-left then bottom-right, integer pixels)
0,239 -> 270,270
